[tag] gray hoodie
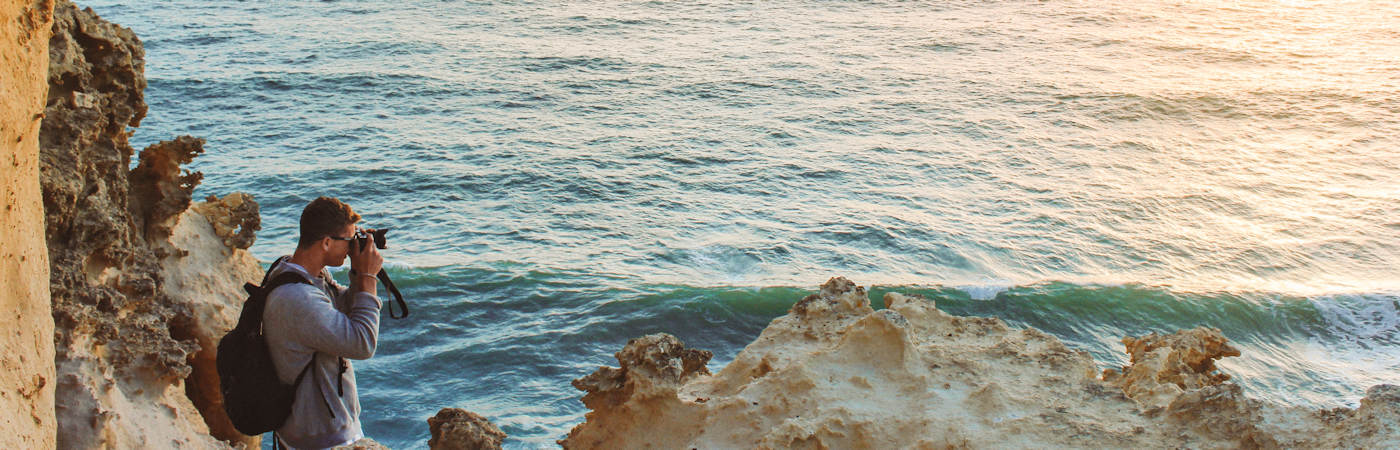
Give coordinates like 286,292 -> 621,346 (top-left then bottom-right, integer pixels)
263,259 -> 382,449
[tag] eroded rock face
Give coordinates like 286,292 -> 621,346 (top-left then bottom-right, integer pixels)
561,277 -> 1400,449
0,0 -> 57,448
1103,328 -> 1241,410
428,408 -> 507,450
39,1 -> 262,448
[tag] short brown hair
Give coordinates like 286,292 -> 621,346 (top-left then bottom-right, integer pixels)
298,196 -> 361,249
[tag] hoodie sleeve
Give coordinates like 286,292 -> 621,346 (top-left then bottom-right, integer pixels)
281,284 -> 383,360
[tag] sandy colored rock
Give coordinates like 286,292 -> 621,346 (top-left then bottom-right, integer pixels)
561,277 -> 1400,449
38,1 -> 263,447
0,0 -> 56,448
428,408 -> 507,450
192,192 -> 261,251
1102,327 -> 1241,410
162,199 -> 264,448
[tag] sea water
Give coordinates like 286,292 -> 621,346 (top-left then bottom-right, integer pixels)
84,0 -> 1399,447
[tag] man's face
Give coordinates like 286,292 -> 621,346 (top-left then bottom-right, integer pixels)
326,223 -> 357,267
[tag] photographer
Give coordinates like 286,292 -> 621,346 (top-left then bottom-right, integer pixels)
262,196 -> 383,449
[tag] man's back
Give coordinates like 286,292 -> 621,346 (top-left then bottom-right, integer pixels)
263,260 -> 382,449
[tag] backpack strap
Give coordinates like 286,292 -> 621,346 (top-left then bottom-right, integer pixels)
242,256 -> 292,297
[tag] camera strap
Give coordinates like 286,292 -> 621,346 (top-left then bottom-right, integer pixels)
378,270 -> 409,319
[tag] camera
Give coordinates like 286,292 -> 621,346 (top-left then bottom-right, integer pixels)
354,228 -> 389,250
349,227 -> 409,319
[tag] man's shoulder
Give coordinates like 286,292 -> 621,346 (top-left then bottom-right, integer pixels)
265,276 -> 325,304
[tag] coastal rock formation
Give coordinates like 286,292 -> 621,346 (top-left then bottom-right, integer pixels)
0,0 -> 56,448
163,195 -> 263,448
1102,328 -> 1241,410
427,408 -> 508,450
39,1 -> 263,448
562,277 -> 1400,449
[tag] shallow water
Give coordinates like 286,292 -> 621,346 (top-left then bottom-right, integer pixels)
82,0 -> 1400,447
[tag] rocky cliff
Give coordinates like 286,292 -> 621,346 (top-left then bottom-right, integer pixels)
0,0 -> 56,448
39,1 -> 263,447
562,277 -> 1400,449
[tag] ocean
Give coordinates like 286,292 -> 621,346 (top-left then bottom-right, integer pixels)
84,0 -> 1399,447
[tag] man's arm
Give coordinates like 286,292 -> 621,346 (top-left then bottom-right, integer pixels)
281,286 -> 381,360
284,231 -> 385,360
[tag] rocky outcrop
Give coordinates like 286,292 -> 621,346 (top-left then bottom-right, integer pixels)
428,408 -> 508,450
561,277 -> 1400,449
163,195 -> 263,448
0,0 -> 56,448
39,1 -> 263,448
1102,328 -> 1241,410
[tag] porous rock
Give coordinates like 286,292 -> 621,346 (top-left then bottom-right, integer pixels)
428,408 -> 507,450
561,277 -> 1400,449
1103,327 -> 1240,410
40,1 -> 262,447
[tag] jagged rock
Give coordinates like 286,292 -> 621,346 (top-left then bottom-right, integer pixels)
561,334 -> 711,448
128,135 -> 204,251
560,277 -> 1400,449
428,408 -> 507,450
1103,327 -> 1241,411
39,1 -> 260,448
191,192 -> 260,250
162,202 -> 263,448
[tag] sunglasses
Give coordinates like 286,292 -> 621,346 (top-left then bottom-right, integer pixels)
327,230 -> 360,243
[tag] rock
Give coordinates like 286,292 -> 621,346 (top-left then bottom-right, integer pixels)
128,135 -> 204,251
39,1 -> 261,448
428,408 -> 507,450
162,203 -> 263,448
560,277 -> 1400,449
192,192 -> 261,250
1102,327 -> 1240,411
560,334 -> 712,449
1,0 -> 58,448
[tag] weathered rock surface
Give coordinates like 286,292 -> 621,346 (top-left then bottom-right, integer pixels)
561,277 -> 1400,449
428,408 -> 508,450
163,196 -> 263,448
39,1 -> 263,448
0,0 -> 57,448
1102,327 -> 1241,410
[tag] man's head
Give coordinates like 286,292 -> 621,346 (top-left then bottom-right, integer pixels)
298,196 -> 361,267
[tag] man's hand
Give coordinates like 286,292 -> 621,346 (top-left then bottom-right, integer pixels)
349,230 -> 383,294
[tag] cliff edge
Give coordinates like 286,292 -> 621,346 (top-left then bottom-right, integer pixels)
39,1 -> 263,447
0,0 -> 56,448
562,277 -> 1400,448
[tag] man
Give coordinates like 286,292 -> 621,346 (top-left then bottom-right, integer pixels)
264,196 -> 383,449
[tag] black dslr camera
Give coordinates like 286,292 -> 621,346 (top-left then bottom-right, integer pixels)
351,228 -> 408,319
353,228 -> 390,251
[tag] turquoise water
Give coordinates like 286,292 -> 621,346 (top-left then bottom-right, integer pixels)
84,0 -> 1400,447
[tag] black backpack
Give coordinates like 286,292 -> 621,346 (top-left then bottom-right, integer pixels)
217,258 -> 315,436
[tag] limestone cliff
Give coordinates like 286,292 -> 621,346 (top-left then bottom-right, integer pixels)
0,0 -> 56,448
561,277 -> 1400,449
39,1 -> 263,448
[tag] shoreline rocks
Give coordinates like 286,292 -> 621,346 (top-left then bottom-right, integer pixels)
39,1 -> 260,447
561,277 -> 1400,448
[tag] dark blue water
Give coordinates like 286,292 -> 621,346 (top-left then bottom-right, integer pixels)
80,0 -> 1400,446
